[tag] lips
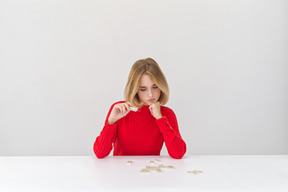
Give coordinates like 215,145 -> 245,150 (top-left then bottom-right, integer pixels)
148,99 -> 155,102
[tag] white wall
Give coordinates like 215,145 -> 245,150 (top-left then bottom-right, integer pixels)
0,0 -> 287,156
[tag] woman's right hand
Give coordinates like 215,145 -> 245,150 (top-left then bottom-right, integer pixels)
107,102 -> 132,124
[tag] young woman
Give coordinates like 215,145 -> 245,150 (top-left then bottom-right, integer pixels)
93,58 -> 186,159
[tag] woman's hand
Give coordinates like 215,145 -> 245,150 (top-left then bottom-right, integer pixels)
108,102 -> 132,124
149,102 -> 163,119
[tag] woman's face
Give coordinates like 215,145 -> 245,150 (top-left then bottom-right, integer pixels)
137,74 -> 161,106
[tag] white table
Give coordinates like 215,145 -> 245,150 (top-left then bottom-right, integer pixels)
0,155 -> 287,192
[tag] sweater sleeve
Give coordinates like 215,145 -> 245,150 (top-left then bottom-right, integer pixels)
93,102 -> 123,159
156,109 -> 187,159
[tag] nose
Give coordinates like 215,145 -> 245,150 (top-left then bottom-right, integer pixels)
148,88 -> 153,97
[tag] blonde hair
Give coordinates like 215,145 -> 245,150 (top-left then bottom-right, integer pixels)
124,58 -> 169,108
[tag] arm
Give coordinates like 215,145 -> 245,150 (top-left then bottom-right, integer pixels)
93,102 -> 120,159
156,109 -> 187,159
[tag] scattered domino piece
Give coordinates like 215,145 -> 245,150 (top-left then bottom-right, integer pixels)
137,159 -> 177,173
187,170 -> 203,174
159,164 -> 174,169
146,166 -> 162,172
140,169 -> 150,173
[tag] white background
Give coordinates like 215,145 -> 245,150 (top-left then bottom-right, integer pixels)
0,0 -> 287,156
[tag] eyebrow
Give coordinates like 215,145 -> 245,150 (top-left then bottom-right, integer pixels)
139,84 -> 157,88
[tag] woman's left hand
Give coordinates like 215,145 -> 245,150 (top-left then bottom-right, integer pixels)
149,102 -> 163,119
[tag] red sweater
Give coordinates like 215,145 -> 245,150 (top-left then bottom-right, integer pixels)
93,101 -> 186,159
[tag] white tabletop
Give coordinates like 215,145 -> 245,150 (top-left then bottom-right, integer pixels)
0,155 -> 287,192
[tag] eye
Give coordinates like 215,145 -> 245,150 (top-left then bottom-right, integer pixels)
153,86 -> 158,89
140,89 -> 146,91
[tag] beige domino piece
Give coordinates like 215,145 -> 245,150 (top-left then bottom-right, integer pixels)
140,169 -> 150,173
187,170 -> 203,174
129,106 -> 138,112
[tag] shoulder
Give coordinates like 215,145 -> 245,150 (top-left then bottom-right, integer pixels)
160,105 -> 173,112
111,100 -> 126,106
160,105 -> 176,116
108,101 -> 126,110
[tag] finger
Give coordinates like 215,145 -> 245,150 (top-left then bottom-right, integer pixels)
124,108 -> 130,115
116,105 -> 123,114
122,104 -> 129,111
123,103 -> 130,111
121,105 -> 128,114
149,107 -> 153,114
126,102 -> 132,107
120,105 -> 126,114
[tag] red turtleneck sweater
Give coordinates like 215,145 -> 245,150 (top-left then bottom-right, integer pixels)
93,101 -> 186,159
